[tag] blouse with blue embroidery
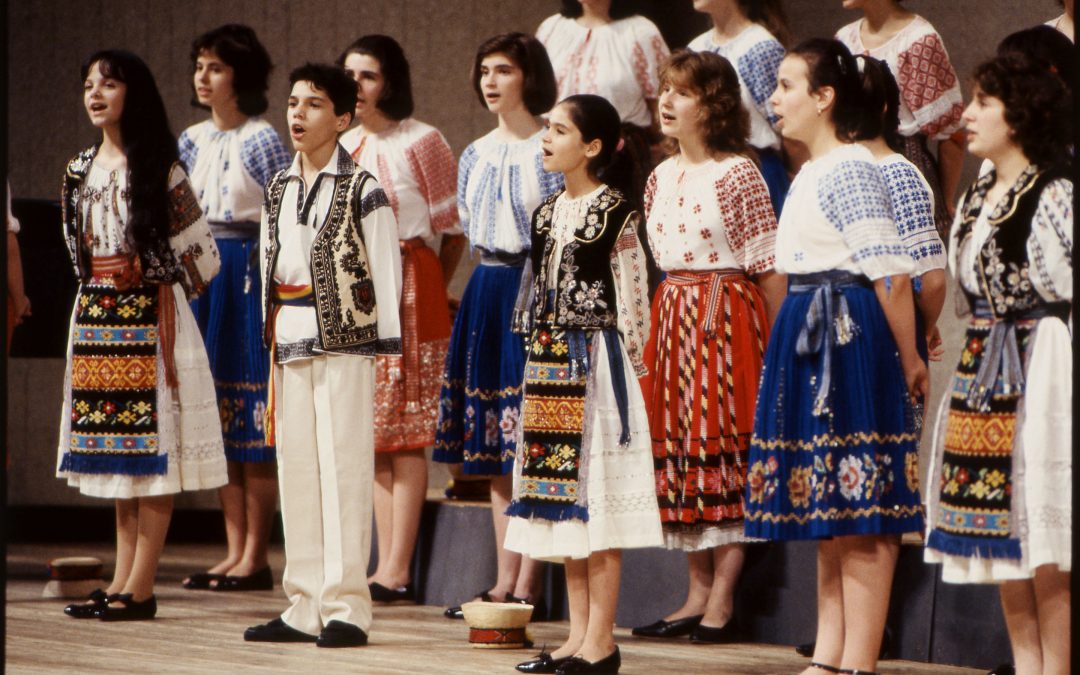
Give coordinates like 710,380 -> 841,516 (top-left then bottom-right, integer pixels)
775,143 -> 914,279
457,128 -> 563,255
878,153 -> 946,278
178,118 -> 291,226
688,23 -> 784,152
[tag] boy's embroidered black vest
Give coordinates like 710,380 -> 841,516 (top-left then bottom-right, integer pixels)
261,151 -> 387,353
62,146 -> 180,285
526,186 -> 640,329
955,164 -> 1069,319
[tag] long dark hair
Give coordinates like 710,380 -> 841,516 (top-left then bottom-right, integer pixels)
190,24 -> 273,115
737,0 -> 791,47
787,38 -> 862,142
336,34 -> 415,121
559,94 -> 637,202
853,55 -> 902,151
82,50 -> 178,256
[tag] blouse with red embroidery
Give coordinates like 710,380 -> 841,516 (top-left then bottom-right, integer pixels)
644,155 -> 777,274
836,16 -> 963,140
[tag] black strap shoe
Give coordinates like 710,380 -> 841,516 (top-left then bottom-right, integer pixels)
630,614 -> 703,638
316,620 -> 368,648
212,566 -> 273,592
98,593 -> 157,621
244,617 -> 318,643
555,646 -> 620,674
64,588 -> 113,619
516,651 -> 572,674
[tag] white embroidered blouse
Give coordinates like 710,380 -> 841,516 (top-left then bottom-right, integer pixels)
877,153 -> 946,278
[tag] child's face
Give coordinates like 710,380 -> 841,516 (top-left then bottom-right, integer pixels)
193,49 -> 236,111
961,88 -> 1013,161
770,55 -> 821,144
83,61 -> 125,130
478,53 -> 525,115
541,102 -> 599,175
342,52 -> 385,123
287,80 -> 350,156
658,78 -> 704,143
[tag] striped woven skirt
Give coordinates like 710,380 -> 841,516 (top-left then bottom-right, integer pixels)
644,270 -> 769,550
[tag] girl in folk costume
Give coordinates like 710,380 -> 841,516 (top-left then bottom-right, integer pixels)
337,34 -> 465,604
58,50 -> 225,621
508,94 -> 660,675
743,39 -> 928,675
835,0 -> 965,238
687,0 -> 792,216
853,55 -> 947,370
537,0 -> 670,198
433,33 -> 562,618
631,50 -> 784,645
924,54 -> 1072,675
178,24 -> 291,594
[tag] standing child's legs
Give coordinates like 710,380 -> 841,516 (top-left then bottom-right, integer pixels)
235,461 -> 277,575
371,453 -> 395,583
838,534 -> 900,672
667,551 -> 712,620
579,549 -> 621,662
808,538 -> 845,674
490,473 -> 522,598
1001,579 -> 1043,675
1034,565 -> 1070,675
553,557 -> 590,659
108,498 -> 139,596
116,494 -> 173,603
370,448 -> 426,589
215,463 -> 246,574
703,543 -> 745,627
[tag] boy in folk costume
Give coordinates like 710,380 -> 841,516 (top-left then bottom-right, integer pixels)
243,63 -> 402,648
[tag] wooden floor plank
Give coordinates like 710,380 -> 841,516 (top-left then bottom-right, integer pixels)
7,543 -> 979,674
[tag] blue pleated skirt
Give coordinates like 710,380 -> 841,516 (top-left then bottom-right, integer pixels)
757,147 -> 790,218
189,237 -> 273,463
432,263 -> 526,475
744,282 -> 924,540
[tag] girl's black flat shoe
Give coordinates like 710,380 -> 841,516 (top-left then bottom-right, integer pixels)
98,593 -> 157,621
370,581 -> 415,603
64,588 -> 113,619
516,651 -> 573,674
631,614 -> 703,638
555,646 -> 621,674
211,566 -> 273,592
182,571 -> 226,590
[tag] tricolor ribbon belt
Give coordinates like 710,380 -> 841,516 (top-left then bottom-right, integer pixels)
91,254 -> 179,390
965,297 -> 1070,412
788,270 -> 872,417
664,268 -> 746,337
264,282 -> 315,444
399,237 -> 427,414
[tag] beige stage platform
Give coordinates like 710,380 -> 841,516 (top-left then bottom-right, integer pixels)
6,543 -> 978,674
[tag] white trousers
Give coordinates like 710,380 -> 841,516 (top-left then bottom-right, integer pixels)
274,354 -> 374,634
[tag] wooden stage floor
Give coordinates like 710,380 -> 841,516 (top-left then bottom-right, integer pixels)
6,543 -> 979,674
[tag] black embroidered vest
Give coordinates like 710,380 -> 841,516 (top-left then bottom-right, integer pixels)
261,149 -> 388,353
526,186 -> 640,329
955,164 -> 1069,320
62,146 -> 179,285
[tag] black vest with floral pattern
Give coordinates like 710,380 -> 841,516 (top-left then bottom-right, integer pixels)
526,186 -> 640,329
955,164 -> 1069,320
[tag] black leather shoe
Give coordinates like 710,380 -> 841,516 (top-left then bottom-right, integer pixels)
98,593 -> 157,621
244,617 -> 318,643
212,566 -> 273,592
517,651 -> 572,673
444,590 -> 504,619
64,589 -> 113,619
507,592 -> 548,621
690,619 -> 740,644
555,646 -> 621,674
987,665 -> 1015,675
182,571 -> 226,590
370,581 -> 414,603
316,620 -> 368,648
631,614 -> 703,638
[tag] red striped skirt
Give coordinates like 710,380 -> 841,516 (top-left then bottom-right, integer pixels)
374,239 -> 452,453
643,270 -> 769,528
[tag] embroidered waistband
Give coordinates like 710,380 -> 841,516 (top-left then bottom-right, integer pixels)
789,270 -> 872,417
209,220 -> 259,239
272,283 -> 315,307
90,254 -> 136,277
965,298 -> 1070,411
665,269 -> 748,337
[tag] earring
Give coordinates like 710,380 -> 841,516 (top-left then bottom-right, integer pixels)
816,107 -> 823,116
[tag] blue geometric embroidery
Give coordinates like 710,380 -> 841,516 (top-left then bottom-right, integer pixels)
738,40 -> 785,114
880,161 -> 943,263
457,143 -> 480,235
818,159 -> 907,263
242,126 -> 291,189
178,130 -> 198,174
